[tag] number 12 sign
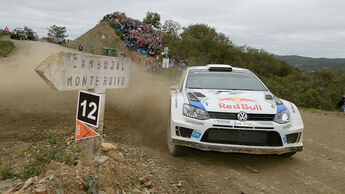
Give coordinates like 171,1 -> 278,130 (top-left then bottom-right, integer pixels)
76,90 -> 101,127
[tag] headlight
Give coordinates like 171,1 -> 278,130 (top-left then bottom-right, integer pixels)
183,104 -> 210,120
274,108 -> 291,124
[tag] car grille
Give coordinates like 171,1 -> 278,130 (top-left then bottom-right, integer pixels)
201,128 -> 283,147
209,112 -> 275,121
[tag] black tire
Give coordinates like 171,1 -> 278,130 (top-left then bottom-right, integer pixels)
167,117 -> 186,156
280,152 -> 296,157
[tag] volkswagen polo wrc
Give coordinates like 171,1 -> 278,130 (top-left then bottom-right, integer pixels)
168,64 -> 303,156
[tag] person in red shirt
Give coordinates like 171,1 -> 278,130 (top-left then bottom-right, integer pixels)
4,26 -> 9,32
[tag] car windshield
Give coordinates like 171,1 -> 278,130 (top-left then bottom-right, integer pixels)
186,70 -> 268,91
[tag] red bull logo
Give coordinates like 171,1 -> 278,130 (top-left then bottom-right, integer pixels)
219,96 -> 256,103
219,103 -> 262,111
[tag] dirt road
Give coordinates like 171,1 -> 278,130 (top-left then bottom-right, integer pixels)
1,40 -> 345,193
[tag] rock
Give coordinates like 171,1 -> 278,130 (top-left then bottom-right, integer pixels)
177,181 -> 182,187
25,153 -> 32,159
108,151 -> 125,162
39,174 -> 54,184
144,181 -> 153,188
246,166 -> 259,173
95,156 -> 109,165
139,175 -> 151,184
105,187 -> 115,193
167,187 -> 174,194
48,174 -> 54,180
102,143 -> 116,151
55,188 -> 64,194
2,187 -> 15,194
0,179 -> 14,191
21,177 -> 33,190
35,186 -> 47,193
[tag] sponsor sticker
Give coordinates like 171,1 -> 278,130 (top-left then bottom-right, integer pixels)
283,136 -> 287,143
234,121 -> 253,127
219,103 -> 262,111
258,121 -> 274,126
192,131 -> 202,139
185,119 -> 204,126
219,97 -> 256,103
290,103 -> 296,113
216,120 -> 231,124
283,123 -> 292,130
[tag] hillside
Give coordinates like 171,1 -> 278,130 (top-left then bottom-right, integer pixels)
67,21 -> 129,56
275,55 -> 345,72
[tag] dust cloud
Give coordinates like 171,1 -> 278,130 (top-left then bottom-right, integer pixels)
106,65 -> 171,148
0,40 -> 172,148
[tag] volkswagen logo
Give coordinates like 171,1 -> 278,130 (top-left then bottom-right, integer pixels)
237,112 -> 248,121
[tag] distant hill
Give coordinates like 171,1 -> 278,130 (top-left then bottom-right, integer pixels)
67,21 -> 128,56
275,55 -> 345,72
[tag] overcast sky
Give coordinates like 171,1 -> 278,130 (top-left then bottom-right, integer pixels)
1,0 -> 345,58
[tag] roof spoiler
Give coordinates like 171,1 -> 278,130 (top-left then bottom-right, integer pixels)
207,64 -> 232,72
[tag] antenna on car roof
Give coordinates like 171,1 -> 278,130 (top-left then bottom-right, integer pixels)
207,64 -> 232,72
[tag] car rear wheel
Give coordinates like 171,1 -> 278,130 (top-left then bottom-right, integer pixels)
167,117 -> 186,156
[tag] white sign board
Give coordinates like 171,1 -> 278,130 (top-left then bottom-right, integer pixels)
162,58 -> 169,69
35,52 -> 131,91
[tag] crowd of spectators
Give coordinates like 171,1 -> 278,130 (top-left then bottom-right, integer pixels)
104,12 -> 165,57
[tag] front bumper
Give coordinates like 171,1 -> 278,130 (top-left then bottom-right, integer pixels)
170,116 -> 303,155
172,138 -> 303,155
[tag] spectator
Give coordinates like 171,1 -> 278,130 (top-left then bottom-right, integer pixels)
145,58 -> 152,72
79,44 -> 83,51
178,60 -> 186,71
104,12 -> 165,57
169,59 -> 175,68
338,95 -> 345,112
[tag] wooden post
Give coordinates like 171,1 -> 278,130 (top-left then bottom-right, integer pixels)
81,88 -> 106,164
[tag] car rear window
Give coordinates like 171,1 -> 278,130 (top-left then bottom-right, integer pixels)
186,71 -> 267,91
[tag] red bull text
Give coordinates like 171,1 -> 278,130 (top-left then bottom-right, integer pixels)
219,103 -> 262,111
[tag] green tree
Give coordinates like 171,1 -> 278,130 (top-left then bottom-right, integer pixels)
160,20 -> 345,111
47,25 -> 68,39
143,12 -> 161,28
162,20 -> 181,36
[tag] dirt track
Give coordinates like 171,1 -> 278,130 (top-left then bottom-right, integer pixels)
1,40 -> 345,193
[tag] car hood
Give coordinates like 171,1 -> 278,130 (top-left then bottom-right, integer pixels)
185,88 -> 278,114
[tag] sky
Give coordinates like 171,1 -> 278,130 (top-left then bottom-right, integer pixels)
1,0 -> 345,58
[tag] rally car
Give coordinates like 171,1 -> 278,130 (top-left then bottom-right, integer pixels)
168,64 -> 303,156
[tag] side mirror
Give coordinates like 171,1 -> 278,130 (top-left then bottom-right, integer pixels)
170,85 -> 179,92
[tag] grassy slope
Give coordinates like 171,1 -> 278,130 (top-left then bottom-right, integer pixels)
0,31 -> 15,57
0,40 -> 15,57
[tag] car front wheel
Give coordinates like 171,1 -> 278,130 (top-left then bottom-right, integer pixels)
167,117 -> 186,156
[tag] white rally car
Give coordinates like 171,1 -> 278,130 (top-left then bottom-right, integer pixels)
168,64 -> 303,156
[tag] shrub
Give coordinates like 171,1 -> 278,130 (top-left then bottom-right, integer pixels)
1,164 -> 13,180
0,40 -> 15,57
22,130 -> 81,179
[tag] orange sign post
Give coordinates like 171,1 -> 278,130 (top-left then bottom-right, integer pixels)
75,120 -> 100,140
